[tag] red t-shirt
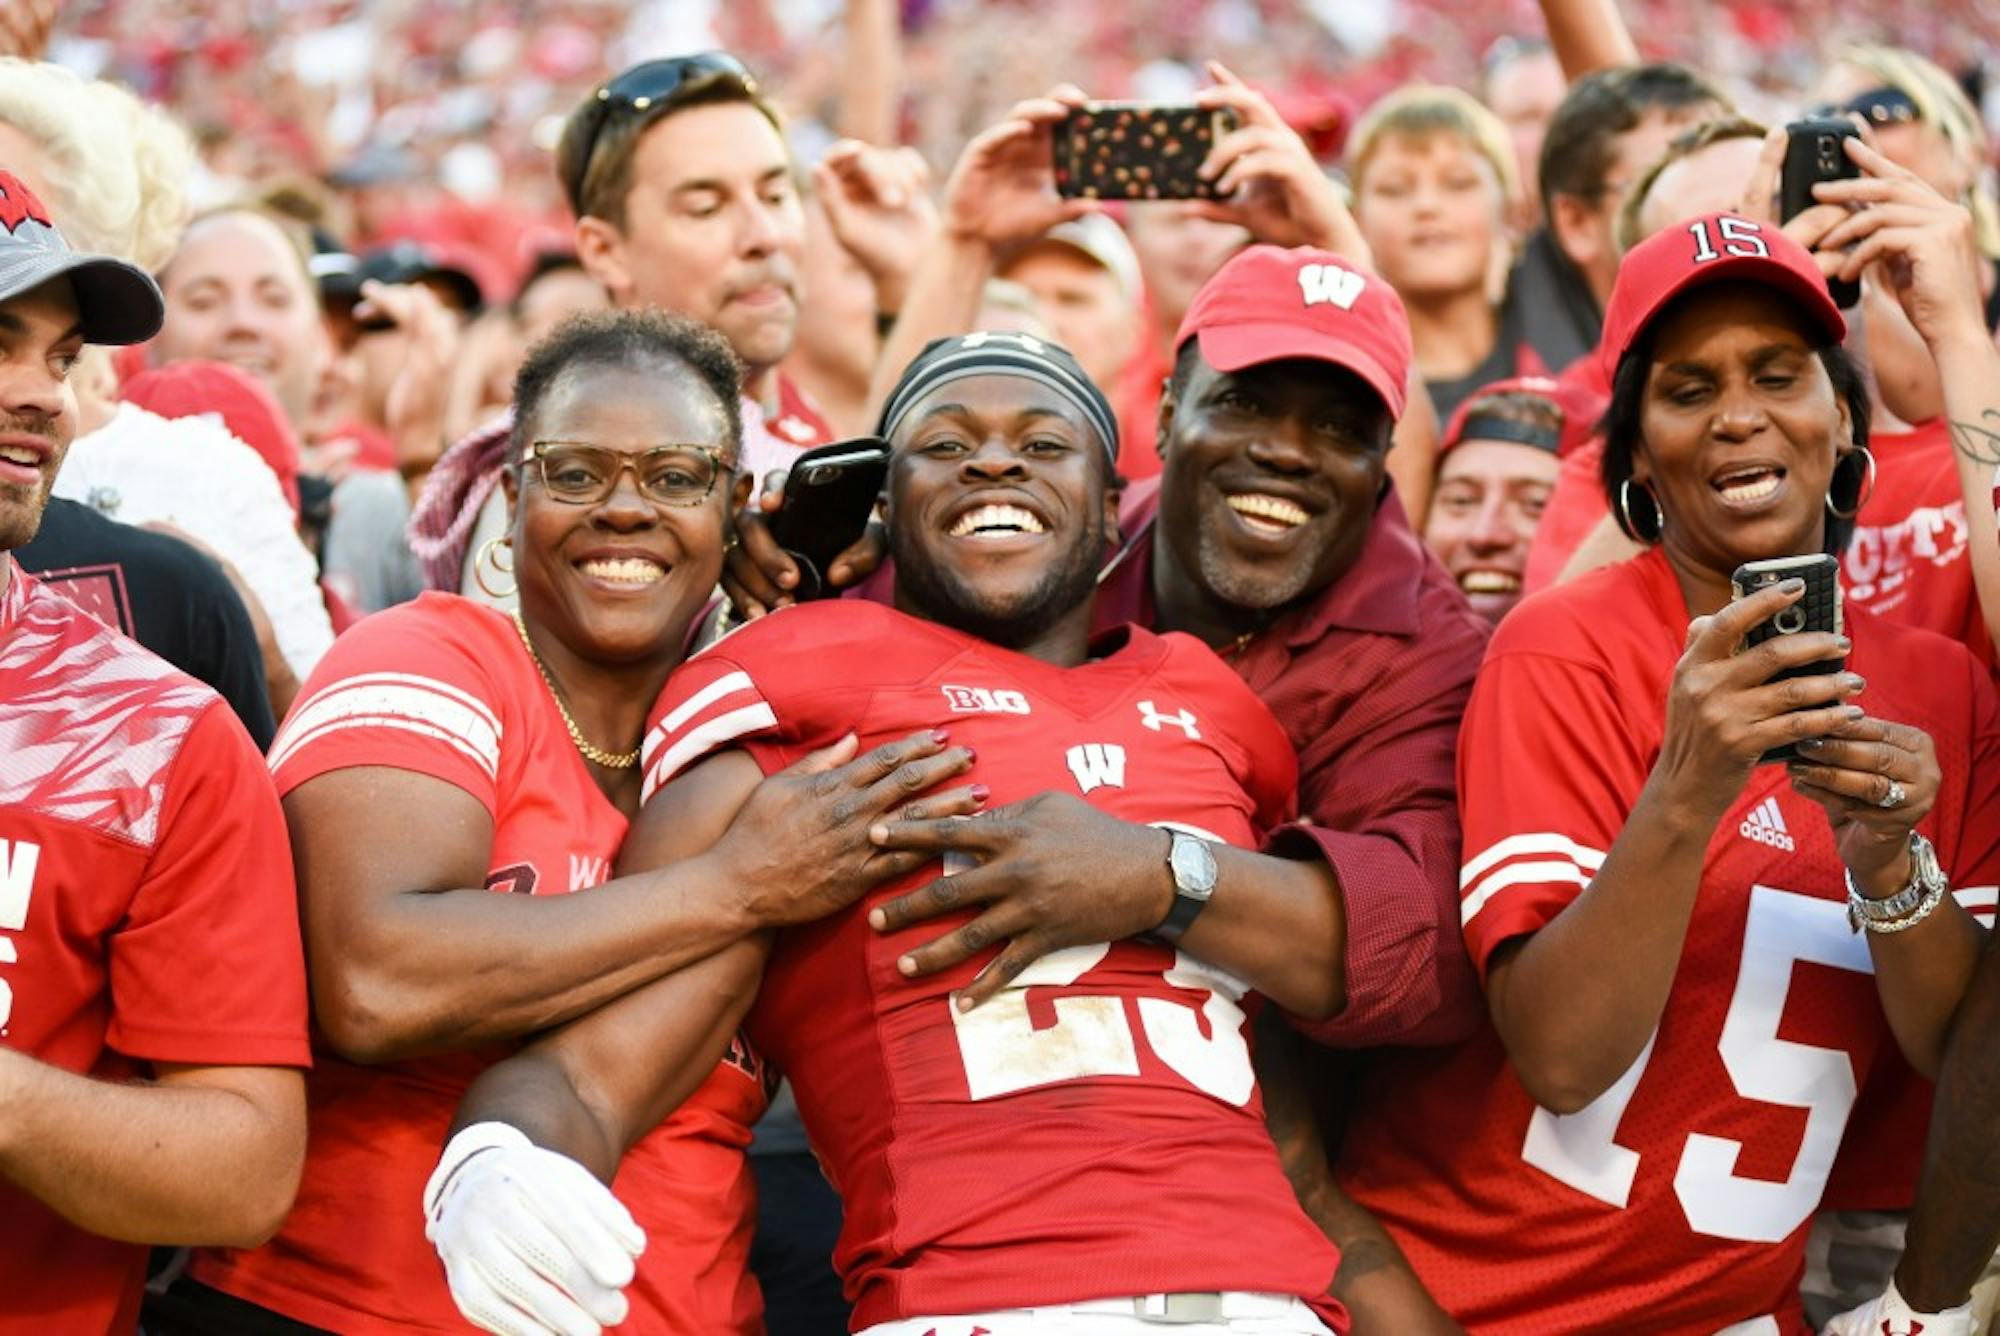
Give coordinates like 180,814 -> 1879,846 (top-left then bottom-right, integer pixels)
195,593 -> 769,1335
641,601 -> 1345,1332
1338,549 -> 2000,1334
0,568 -> 309,1336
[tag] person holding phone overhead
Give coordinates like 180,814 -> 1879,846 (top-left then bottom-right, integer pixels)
1335,210 -> 2000,1333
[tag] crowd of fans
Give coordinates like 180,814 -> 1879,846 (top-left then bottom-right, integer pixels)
4,0 -> 2000,1334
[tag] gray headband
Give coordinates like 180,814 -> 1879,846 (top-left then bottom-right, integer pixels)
876,332 -> 1119,464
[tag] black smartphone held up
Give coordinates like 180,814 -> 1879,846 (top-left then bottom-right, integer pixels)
1730,552 -> 1846,764
767,438 -> 890,600
1780,117 -> 1862,309
1053,103 -> 1240,200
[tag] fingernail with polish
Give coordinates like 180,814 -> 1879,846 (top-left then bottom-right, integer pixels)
1835,637 -> 1852,653
961,746 -> 977,764
1847,705 -> 1866,719
1781,577 -> 1805,592
1846,674 -> 1867,691
931,727 -> 950,744
971,784 -> 991,804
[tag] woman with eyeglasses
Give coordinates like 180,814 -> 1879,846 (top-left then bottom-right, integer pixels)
155,311 -> 976,1335
1337,202 -> 2000,1331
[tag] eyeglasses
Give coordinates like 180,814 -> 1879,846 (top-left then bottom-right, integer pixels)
529,441 -> 730,508
562,52 -> 757,209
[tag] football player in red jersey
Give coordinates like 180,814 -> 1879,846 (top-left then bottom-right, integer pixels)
1337,207 -> 2000,1334
0,172 -> 313,1335
425,333 -> 1352,1336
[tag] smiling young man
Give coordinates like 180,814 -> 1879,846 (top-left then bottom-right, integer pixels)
423,333 -> 1350,1336
0,170 -> 311,1335
1423,376 -> 1565,622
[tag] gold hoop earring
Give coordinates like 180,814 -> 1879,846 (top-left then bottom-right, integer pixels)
474,535 -> 516,600
1825,445 -> 1876,520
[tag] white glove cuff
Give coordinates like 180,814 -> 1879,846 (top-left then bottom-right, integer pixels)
1884,1277 -> 1977,1323
424,1121 -> 535,1220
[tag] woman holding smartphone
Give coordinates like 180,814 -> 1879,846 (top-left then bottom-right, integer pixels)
1335,199 -> 2000,1332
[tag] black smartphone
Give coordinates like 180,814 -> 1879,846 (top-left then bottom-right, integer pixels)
1730,553 -> 1845,764
1780,117 -> 1862,309
768,439 -> 890,600
1053,103 -> 1240,200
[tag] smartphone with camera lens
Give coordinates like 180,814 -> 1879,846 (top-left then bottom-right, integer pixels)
1053,103 -> 1240,200
1780,117 -> 1862,309
1730,552 -> 1845,764
767,439 -> 890,600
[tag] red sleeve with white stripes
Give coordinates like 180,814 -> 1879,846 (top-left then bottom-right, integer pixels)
266,597 -> 509,814
1456,648 -> 1655,981
639,650 -> 782,806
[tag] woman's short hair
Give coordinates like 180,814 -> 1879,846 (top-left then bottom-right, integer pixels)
509,310 -> 746,478
1347,84 -> 1518,204
0,58 -> 196,272
1838,44 -> 1999,259
1599,295 -> 1871,556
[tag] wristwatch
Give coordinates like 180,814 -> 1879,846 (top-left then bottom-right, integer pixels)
1154,830 -> 1218,943
1847,831 -> 1949,934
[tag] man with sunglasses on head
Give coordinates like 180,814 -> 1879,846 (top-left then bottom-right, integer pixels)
413,53 -> 930,608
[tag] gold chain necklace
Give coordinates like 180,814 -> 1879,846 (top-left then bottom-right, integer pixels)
510,612 -> 641,769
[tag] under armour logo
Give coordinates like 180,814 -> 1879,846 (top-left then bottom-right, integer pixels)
960,330 -> 1043,356
1297,262 -> 1364,311
1138,700 -> 1199,738
1879,1321 -> 1925,1336
1065,742 -> 1127,793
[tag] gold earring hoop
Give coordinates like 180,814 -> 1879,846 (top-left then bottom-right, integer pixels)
473,535 -> 517,600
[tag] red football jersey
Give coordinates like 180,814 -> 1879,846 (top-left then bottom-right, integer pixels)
1338,548 -> 2000,1335
195,593 -> 769,1335
641,600 -> 1345,1332
0,568 -> 309,1336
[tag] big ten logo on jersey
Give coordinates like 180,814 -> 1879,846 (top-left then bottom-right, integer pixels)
940,684 -> 1030,716
1298,261 -> 1364,310
948,821 -> 1259,1105
0,838 -> 40,1033
1847,500 -> 1969,608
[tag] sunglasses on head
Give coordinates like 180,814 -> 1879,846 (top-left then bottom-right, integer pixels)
1813,86 -> 1921,128
564,52 -> 757,209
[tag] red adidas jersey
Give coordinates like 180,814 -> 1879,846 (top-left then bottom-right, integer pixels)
0,567 -> 309,1336
641,600 -> 1345,1332
1338,548 -> 2000,1335
194,593 -> 769,1335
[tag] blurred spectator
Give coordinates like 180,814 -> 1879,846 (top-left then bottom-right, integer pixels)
1349,84 -> 1538,422
1422,376 -> 1564,623
1481,36 -> 1566,232
974,276 -> 1058,338
782,187 -> 883,437
995,214 -> 1142,398
1517,63 -> 1727,375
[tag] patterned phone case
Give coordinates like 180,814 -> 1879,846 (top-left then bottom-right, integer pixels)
1053,104 -> 1239,200
1731,554 -> 1844,764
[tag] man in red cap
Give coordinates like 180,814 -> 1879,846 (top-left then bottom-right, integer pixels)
1424,375 -> 1567,623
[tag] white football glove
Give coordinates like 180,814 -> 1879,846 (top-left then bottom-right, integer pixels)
424,1122 -> 647,1336
1822,1278 -> 1977,1336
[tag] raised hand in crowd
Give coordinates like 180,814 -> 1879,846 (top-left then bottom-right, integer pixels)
814,138 -> 938,317
1194,61 -> 1371,264
356,277 -> 463,490
0,0 -> 57,59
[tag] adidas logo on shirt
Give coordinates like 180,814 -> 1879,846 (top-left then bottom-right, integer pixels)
1738,796 -> 1796,852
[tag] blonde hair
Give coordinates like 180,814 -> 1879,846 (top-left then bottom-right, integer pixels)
1839,44 -> 1999,259
0,59 -> 195,272
1347,84 -> 1519,205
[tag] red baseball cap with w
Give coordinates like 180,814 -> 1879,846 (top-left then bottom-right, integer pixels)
0,170 -> 163,345
1174,244 -> 1412,418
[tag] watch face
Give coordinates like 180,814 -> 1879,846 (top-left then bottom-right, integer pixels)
1170,834 -> 1218,897
1912,835 -> 1942,888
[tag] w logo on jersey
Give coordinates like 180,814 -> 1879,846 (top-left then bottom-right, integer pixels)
1297,262 -> 1364,310
1066,743 -> 1127,793
1739,796 -> 1795,852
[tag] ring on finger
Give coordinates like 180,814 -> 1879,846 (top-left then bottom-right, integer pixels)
1878,779 -> 1908,809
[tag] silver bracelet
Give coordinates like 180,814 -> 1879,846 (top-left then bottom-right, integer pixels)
1858,876 -> 1950,934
